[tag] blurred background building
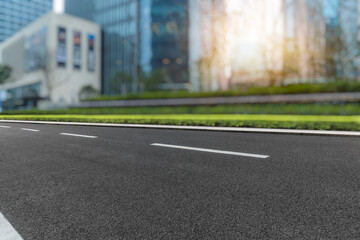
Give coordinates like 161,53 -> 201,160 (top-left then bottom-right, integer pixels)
283,0 -> 360,84
189,0 -> 229,92
65,0 -> 230,95
65,0 -> 139,96
0,13 -> 101,109
143,0 -> 189,90
0,0 -> 53,43
283,0 -> 326,83
336,0 -> 359,79
0,0 -> 360,110
65,0 -> 194,95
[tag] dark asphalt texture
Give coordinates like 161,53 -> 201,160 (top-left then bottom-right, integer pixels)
0,123 -> 359,239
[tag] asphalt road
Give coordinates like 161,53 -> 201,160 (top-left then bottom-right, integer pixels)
0,123 -> 359,239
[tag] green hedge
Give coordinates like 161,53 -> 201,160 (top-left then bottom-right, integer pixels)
2,103 -> 360,116
87,80 -> 360,101
1,114 -> 359,131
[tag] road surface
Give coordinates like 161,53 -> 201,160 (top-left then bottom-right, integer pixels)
0,122 -> 359,239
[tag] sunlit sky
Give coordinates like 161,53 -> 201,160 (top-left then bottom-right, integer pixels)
226,0 -> 284,71
53,0 -> 64,13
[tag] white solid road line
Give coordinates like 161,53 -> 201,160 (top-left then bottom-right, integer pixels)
60,133 -> 98,139
0,126 -> 11,128
151,143 -> 269,159
20,128 -> 39,132
1,120 -> 359,137
0,212 -> 23,240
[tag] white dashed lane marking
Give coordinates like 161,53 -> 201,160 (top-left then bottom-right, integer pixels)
60,133 -> 98,139
151,143 -> 269,159
20,128 -> 39,132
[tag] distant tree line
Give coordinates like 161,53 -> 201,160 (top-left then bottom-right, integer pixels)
0,65 -> 12,84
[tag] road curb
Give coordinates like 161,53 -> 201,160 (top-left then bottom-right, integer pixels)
1,119 -> 359,137
70,92 -> 360,108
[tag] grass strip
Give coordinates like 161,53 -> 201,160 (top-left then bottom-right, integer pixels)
2,103 -> 360,116
88,80 -> 360,101
1,114 -> 359,131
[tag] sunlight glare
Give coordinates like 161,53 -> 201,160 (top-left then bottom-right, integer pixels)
226,0 -> 284,71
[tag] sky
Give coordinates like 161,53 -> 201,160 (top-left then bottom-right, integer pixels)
226,0 -> 284,71
53,0 -> 64,13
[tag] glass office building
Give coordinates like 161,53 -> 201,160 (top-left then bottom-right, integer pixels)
323,0 -> 359,79
66,0 -> 140,95
65,0 -> 189,94
145,0 -> 189,87
284,0 -> 360,81
338,0 -> 359,79
0,0 -> 53,42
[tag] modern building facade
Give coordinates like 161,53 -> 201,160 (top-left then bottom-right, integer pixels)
144,0 -> 189,89
324,0 -> 340,78
283,0 -> 360,82
66,0 -> 192,94
65,0 -> 140,95
189,0 -> 228,91
0,12 -> 101,110
0,0 -> 53,43
283,0 -> 326,83
336,0 -> 359,79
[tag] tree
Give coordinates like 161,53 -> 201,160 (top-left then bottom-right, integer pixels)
109,72 -> 133,96
197,56 -> 216,91
202,0 -> 231,90
283,0 -> 360,82
0,65 -> 12,84
32,50 -> 66,100
78,85 -> 99,101
142,69 -> 169,91
324,0 -> 359,80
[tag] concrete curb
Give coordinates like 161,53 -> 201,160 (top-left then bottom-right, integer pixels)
70,92 -> 360,108
1,119 -> 359,137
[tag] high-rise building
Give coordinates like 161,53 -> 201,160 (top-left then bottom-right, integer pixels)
324,0 -> 340,78
283,0 -> 326,82
65,0 -> 191,95
142,0 -> 189,89
284,0 -> 360,81
65,0 -> 139,95
0,0 -> 53,43
336,0 -> 359,79
189,0 -> 228,91
0,13 -> 101,110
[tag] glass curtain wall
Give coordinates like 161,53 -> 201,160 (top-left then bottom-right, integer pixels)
66,0 -> 139,95
0,0 -> 53,42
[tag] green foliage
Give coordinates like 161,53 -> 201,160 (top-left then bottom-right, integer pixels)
0,114 -> 359,131
0,65 -> 12,84
78,85 -> 99,101
2,103 -> 360,116
109,72 -> 133,96
142,69 -> 169,91
87,80 -> 360,101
